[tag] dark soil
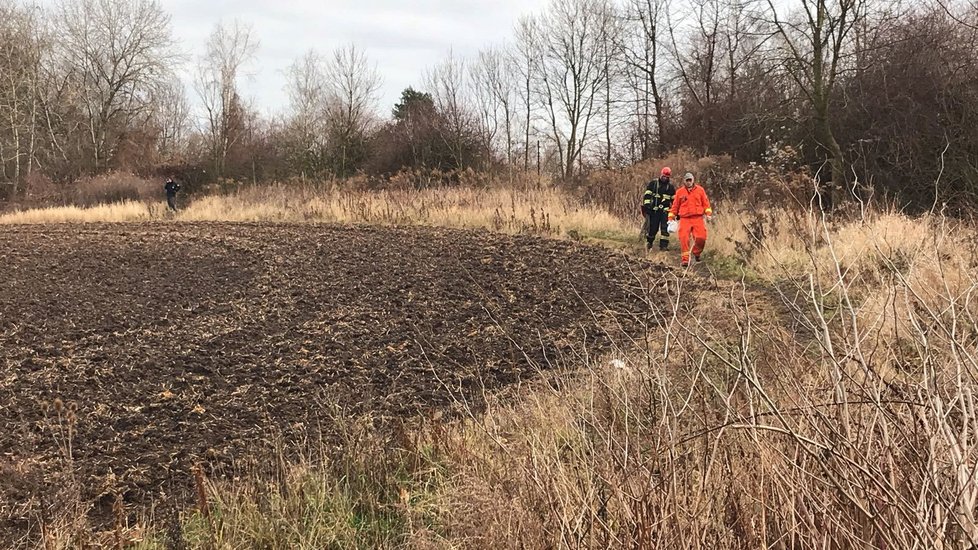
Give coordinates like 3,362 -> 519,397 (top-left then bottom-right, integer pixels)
0,222 -> 671,544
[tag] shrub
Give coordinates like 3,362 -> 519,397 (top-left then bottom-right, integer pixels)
73,173 -> 160,207
574,150 -> 752,219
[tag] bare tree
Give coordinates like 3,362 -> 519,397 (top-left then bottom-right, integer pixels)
534,0 -> 615,178
54,0 -> 177,171
470,47 -> 517,171
195,20 -> 258,179
286,50 -> 328,136
766,0 -> 865,204
424,50 -> 477,171
666,0 -> 724,146
619,0 -> 669,159
469,51 -> 500,170
284,45 -> 380,178
597,3 -> 627,168
665,0 -> 771,153
935,0 -> 978,30
0,1 -> 45,194
669,0 -> 723,117
513,15 -> 541,172
152,80 -> 190,162
722,1 -> 768,101
284,50 -> 329,177
323,44 -> 381,177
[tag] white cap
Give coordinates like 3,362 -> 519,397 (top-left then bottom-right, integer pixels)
683,172 -> 694,181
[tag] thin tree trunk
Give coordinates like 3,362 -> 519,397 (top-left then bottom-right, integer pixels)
815,110 -> 845,207
605,55 -> 612,168
524,71 -> 531,173
650,43 -> 664,154
27,83 -> 38,185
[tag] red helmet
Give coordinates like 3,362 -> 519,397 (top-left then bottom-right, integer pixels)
661,167 -> 672,177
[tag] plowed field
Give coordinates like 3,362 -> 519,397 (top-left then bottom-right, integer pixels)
0,223 -> 668,541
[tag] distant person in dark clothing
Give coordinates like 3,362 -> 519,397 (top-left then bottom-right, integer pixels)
164,177 -> 180,211
641,167 -> 676,251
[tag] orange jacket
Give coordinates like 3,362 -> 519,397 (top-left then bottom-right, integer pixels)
668,184 -> 712,220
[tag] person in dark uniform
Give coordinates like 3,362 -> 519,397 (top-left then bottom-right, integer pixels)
641,167 -> 676,251
164,177 -> 180,211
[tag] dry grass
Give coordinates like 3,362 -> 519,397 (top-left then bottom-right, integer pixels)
0,201 -> 168,224
402,210 -> 978,548
711,205 -> 978,343
180,184 -> 632,240
0,184 -> 636,247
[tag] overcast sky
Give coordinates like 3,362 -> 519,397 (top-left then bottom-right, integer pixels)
158,0 -> 551,119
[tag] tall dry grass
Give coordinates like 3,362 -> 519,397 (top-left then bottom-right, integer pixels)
181,184 -> 631,239
710,204 -> 978,342
0,153 -> 759,244
401,209 -> 978,548
0,201 -> 168,224
0,183 -> 637,248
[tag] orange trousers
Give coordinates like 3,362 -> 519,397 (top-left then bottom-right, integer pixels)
679,217 -> 707,263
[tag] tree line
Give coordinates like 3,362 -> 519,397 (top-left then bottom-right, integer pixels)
1,0 -> 976,210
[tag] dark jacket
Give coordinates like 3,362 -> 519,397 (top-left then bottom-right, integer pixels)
642,177 -> 675,216
165,179 -> 180,196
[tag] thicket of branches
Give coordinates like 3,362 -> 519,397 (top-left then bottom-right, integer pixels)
0,0 -> 976,210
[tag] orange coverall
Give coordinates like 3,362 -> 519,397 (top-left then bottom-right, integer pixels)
668,184 -> 712,265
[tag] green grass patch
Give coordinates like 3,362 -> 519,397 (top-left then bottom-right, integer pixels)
703,250 -> 760,282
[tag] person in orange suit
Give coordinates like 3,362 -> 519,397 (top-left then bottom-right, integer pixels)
668,172 -> 713,267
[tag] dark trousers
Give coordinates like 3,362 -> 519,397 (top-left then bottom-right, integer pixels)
167,194 -> 177,211
646,211 -> 670,249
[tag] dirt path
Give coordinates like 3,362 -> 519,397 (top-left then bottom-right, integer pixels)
0,222 -> 688,541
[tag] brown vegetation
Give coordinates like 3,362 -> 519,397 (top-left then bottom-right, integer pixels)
0,175 -> 638,249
